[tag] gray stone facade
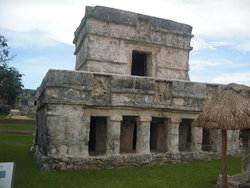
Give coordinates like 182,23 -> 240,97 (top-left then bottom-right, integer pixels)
242,130 -> 250,182
33,6 -> 239,170
17,89 -> 37,113
74,6 -> 192,80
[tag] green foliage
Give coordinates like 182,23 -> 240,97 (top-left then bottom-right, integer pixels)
0,35 -> 10,66
27,112 -> 36,119
0,66 -> 23,106
0,105 -> 10,115
0,35 -> 23,107
0,120 -> 242,188
0,35 -> 15,67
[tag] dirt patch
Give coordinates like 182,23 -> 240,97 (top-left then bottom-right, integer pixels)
11,115 -> 30,119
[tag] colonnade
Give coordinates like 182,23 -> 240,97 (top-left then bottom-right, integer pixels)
83,115 -> 223,157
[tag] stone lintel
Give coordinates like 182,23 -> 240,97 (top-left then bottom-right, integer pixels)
109,115 -> 123,122
170,117 -> 182,124
139,116 -> 152,122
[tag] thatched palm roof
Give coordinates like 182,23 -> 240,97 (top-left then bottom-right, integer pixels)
192,83 -> 250,130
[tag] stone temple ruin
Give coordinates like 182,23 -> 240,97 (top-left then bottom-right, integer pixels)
17,89 -> 37,113
33,6 -> 239,170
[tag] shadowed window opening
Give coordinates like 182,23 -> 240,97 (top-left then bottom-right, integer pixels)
179,119 -> 193,152
89,116 -> 107,156
120,116 -> 138,153
150,117 -> 167,153
131,51 -> 147,76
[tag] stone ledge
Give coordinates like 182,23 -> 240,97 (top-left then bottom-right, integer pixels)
32,145 -> 223,170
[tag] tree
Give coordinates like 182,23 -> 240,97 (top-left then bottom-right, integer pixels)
0,35 -> 23,107
0,35 -> 12,66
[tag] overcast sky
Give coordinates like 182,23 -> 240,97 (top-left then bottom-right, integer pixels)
0,0 -> 250,89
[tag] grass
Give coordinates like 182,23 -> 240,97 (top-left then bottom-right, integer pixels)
0,120 -> 241,188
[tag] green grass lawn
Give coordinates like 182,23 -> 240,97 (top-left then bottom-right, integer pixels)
0,120 -> 241,188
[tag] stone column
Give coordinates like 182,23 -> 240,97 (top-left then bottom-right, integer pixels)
227,130 -> 233,152
227,130 -> 239,153
231,130 -> 240,152
210,129 -> 221,152
242,130 -> 250,182
106,115 -> 122,155
191,126 -> 202,152
166,118 -> 181,153
136,116 -> 151,154
82,116 -> 90,157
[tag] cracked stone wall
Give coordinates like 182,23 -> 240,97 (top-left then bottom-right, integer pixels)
37,104 -> 89,158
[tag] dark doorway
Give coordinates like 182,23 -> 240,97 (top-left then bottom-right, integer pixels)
120,116 -> 138,153
202,128 -> 211,151
131,51 -> 147,76
89,116 -> 107,156
150,117 -> 167,153
179,119 -> 192,152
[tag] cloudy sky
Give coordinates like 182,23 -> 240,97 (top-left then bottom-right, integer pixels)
0,0 -> 250,89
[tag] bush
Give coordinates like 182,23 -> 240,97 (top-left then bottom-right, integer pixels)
0,105 -> 10,115
27,112 -> 36,119
0,35 -> 23,107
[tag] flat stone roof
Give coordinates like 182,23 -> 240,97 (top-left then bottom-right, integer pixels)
74,6 -> 193,43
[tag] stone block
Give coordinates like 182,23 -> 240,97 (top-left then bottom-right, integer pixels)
111,75 -> 155,94
172,81 -> 206,99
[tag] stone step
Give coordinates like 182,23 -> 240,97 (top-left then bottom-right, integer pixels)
10,109 -> 25,116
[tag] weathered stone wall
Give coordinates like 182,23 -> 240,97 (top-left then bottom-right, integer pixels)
37,69 -> 223,112
242,130 -> 250,182
33,69 -> 240,170
73,6 -> 193,80
17,89 -> 37,112
36,106 -> 47,155
33,149 -> 223,170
